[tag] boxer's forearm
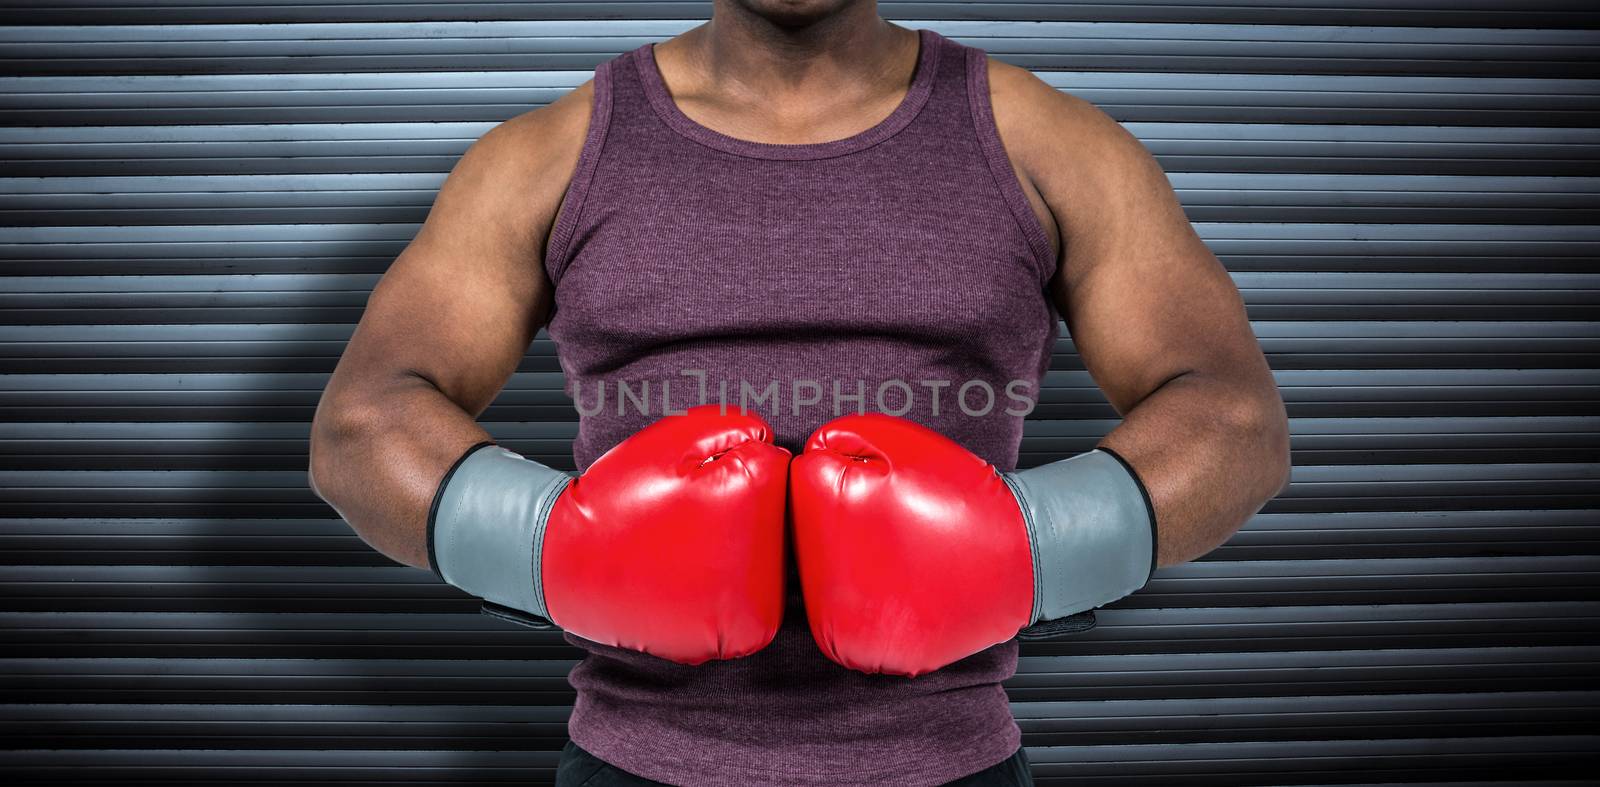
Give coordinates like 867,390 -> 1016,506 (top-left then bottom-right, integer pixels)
1097,369 -> 1290,567
309,372 -> 492,570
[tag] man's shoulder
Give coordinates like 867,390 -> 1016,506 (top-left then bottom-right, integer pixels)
429,79 -> 596,249
982,56 -> 1154,199
471,78 -> 595,180
984,57 -> 1105,132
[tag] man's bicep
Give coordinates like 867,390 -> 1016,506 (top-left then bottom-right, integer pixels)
1044,109 -> 1258,415
363,153 -> 548,412
341,104 -> 583,415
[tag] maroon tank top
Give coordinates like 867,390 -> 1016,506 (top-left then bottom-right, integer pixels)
542,28 -> 1060,786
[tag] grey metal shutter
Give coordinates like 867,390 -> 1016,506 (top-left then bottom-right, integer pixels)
2,2 -> 1596,784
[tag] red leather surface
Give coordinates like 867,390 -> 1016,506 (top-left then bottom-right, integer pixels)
790,413 -> 1034,677
543,405 -> 791,665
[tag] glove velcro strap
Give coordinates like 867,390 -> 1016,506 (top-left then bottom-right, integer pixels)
480,600 -> 558,630
429,443 -> 571,619
1002,448 -> 1156,627
1016,610 -> 1097,640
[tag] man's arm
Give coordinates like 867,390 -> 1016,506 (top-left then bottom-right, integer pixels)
307,83 -> 593,570
990,61 -> 1291,568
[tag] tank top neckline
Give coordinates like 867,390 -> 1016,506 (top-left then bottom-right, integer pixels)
633,28 -> 943,161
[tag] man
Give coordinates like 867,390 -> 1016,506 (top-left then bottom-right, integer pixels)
308,2 -> 1290,785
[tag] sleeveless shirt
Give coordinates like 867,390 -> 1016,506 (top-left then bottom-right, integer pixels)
540,28 -> 1061,786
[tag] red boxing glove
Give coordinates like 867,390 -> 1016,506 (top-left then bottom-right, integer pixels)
790,413 -> 1035,677
542,404 -> 792,664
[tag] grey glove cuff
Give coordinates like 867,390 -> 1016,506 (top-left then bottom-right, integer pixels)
1001,447 -> 1157,625
426,442 -> 572,619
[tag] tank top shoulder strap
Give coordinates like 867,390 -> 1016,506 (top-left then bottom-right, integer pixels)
543,49 -> 619,287
950,34 -> 1058,284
